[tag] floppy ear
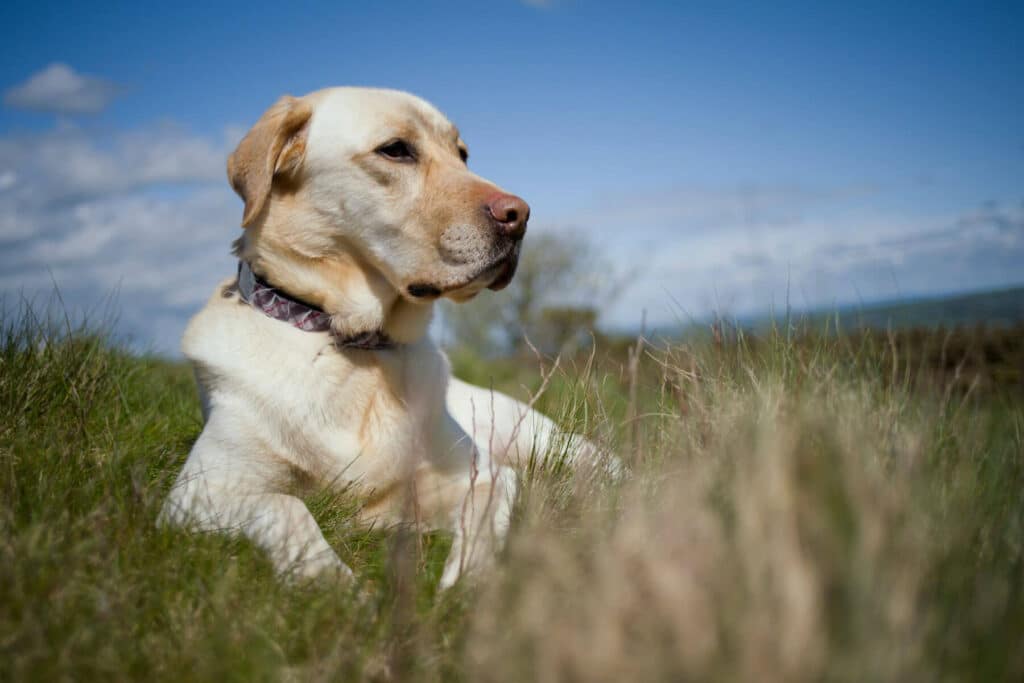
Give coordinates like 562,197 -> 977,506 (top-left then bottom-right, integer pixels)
227,95 -> 313,227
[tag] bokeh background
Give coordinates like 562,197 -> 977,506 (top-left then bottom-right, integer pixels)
2,1 -> 1022,354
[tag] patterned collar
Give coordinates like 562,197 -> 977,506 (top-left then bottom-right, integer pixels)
236,261 -> 396,350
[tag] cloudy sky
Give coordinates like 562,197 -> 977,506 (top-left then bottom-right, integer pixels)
1,1 -> 1022,352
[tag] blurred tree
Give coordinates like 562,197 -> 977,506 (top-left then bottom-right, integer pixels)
441,231 -> 618,357
536,305 -> 599,355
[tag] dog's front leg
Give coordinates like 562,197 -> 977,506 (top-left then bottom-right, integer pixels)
236,492 -> 354,580
437,463 -> 517,589
163,483 -> 352,580
160,430 -> 352,580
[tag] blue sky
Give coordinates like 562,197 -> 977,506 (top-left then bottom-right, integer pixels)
1,1 -> 1022,352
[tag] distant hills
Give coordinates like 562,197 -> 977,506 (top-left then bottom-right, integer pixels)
795,284 -> 1024,331
635,285 -> 1024,341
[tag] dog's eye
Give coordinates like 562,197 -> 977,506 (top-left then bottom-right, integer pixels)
376,140 -> 415,161
458,147 -> 468,163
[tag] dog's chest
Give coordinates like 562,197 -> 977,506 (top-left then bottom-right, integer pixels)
184,297 -> 450,488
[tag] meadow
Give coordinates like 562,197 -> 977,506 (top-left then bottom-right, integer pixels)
1,302 -> 1022,681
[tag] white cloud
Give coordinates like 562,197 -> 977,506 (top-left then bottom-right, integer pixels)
0,123 -> 228,211
548,186 -> 1024,330
0,186 -> 240,354
4,63 -> 120,115
0,120 -> 242,353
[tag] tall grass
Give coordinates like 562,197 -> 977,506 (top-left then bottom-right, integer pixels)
1,302 -> 1022,681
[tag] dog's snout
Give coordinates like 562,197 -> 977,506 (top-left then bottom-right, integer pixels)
486,194 -> 530,239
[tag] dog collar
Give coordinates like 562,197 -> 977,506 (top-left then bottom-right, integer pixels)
236,261 -> 396,350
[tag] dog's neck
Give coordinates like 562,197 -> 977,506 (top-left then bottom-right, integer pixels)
233,230 -> 434,346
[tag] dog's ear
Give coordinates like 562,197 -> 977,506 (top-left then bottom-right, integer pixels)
227,95 -> 313,228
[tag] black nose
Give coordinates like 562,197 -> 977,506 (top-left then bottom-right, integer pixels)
486,193 -> 530,239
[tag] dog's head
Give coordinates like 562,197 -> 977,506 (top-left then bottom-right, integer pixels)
227,88 -> 528,306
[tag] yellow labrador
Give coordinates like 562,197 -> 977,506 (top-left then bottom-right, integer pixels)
160,87 -> 595,587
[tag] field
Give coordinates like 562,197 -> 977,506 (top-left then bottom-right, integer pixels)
2,304 -> 1023,681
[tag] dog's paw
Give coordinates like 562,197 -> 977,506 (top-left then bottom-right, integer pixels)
286,550 -> 355,584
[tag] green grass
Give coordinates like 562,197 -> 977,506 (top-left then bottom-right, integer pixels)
2,304 -> 1023,681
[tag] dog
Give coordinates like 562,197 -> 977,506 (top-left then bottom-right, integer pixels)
160,87 -> 598,588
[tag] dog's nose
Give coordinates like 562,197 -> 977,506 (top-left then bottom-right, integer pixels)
487,194 -> 530,239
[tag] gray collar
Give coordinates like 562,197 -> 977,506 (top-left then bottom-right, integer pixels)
236,261 -> 396,351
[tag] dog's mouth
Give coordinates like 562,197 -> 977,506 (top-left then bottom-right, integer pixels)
407,245 -> 520,301
484,251 -> 519,291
